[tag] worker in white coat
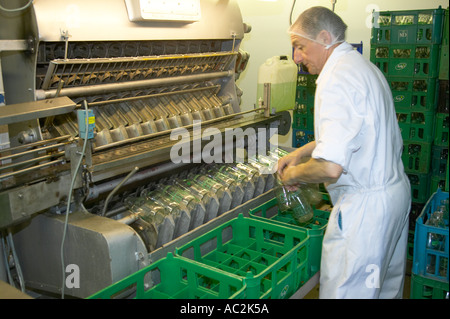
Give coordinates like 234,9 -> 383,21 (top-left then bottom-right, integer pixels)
277,6 -> 411,298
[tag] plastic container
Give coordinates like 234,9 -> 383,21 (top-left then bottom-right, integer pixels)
410,273 -> 449,299
293,103 -> 314,130
388,76 -> 439,112
257,56 -> 297,112
175,214 -> 310,299
292,129 -> 314,148
88,253 -> 247,299
370,44 -> 441,78
430,175 -> 447,193
248,195 -> 331,279
371,7 -> 445,45
433,113 -> 449,146
402,141 -> 432,174
412,189 -> 449,282
396,110 -> 435,143
407,173 -> 431,204
439,8 -> 449,80
437,80 -> 449,113
431,145 -> 448,177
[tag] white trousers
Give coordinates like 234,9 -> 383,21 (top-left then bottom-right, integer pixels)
319,179 -> 411,299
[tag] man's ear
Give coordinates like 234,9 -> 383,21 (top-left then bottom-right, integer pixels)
317,30 -> 333,46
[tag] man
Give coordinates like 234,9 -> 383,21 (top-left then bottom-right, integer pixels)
277,6 -> 411,298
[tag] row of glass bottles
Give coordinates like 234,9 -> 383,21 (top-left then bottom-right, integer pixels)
425,199 -> 449,277
124,148 -> 292,251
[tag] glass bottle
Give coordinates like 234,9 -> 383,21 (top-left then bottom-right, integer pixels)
220,164 -> 256,203
274,177 -> 314,226
233,162 -> 266,197
174,178 -> 220,223
124,196 -> 174,249
156,184 -> 206,231
141,188 -> 190,237
426,205 -> 446,251
200,165 -> 245,209
187,172 -> 232,215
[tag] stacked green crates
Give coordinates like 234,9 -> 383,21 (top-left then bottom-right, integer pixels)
371,7 -> 447,208
433,7 -> 449,199
292,68 -> 317,148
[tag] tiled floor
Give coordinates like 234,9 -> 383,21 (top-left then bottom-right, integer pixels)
303,259 -> 413,299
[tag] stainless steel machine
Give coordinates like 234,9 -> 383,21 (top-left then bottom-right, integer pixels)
0,0 -> 291,298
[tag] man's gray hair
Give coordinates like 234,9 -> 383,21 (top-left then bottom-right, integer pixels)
289,6 -> 347,43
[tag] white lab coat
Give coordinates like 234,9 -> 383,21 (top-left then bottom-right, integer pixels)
312,42 -> 411,299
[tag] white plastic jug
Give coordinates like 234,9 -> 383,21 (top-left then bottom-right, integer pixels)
257,56 -> 297,113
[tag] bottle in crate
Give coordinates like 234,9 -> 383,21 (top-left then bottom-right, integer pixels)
426,205 -> 447,251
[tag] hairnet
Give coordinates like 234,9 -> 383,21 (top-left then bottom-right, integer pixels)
289,6 -> 347,49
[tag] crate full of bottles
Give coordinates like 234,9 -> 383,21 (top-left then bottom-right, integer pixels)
412,189 -> 449,282
371,8 -> 445,45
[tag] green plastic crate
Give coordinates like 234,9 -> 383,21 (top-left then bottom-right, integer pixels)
296,86 -> 316,105
407,230 -> 415,261
437,80 -> 449,113
439,9 -> 449,80
371,8 -> 445,45
397,110 -> 435,143
88,253 -> 247,299
410,273 -> 449,299
175,214 -> 310,299
430,175 -> 447,192
389,77 -> 439,112
296,73 -> 318,88
248,196 -> 331,280
410,202 -> 425,231
292,129 -> 315,148
293,112 -> 314,131
431,145 -> 448,176
446,156 -> 449,192
371,44 -> 441,78
407,172 -> 431,204
402,141 -> 433,174
433,113 -> 449,146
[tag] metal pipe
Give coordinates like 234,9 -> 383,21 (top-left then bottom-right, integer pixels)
36,71 -> 233,100
86,161 -> 188,202
0,142 -> 69,162
0,159 -> 65,181
0,135 -> 71,155
0,151 -> 65,172
116,213 -> 140,225
101,166 -> 139,217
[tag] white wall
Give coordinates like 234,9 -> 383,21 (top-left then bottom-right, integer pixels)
235,0 -> 448,146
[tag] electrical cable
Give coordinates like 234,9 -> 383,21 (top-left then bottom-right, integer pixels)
289,0 -> 297,26
0,0 -> 33,12
60,100 -> 90,299
1,235 -> 15,287
331,0 -> 337,12
7,232 -> 25,292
